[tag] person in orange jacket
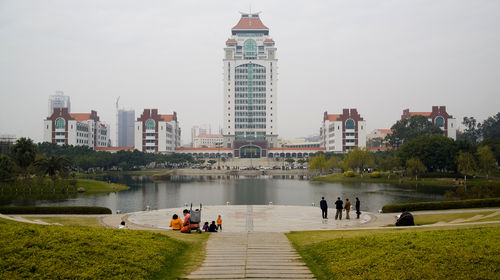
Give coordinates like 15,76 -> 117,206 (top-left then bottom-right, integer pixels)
216,215 -> 222,232
169,214 -> 183,230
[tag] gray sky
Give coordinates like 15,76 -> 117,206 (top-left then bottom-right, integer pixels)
1,0 -> 499,145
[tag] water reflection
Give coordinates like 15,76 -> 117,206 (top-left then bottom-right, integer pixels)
1,175 -> 447,213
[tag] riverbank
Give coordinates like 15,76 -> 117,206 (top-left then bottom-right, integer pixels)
76,179 -> 129,194
150,168 -> 311,180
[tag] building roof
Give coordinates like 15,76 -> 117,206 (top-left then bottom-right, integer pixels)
263,39 -> 275,44
232,14 -> 269,30
409,112 -> 431,117
176,147 -> 232,151
195,134 -> 223,138
160,115 -> 175,122
325,114 -> 341,122
377,129 -> 393,134
226,39 -> 237,44
94,147 -> 134,152
70,113 -> 91,122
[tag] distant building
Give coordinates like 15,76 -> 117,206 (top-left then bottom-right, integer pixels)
278,138 -> 321,148
134,109 -> 181,153
222,12 -> 278,158
320,109 -> 367,153
193,134 -> 224,148
401,106 -> 457,139
367,129 -> 392,148
44,108 -> 109,147
117,109 -> 135,147
48,91 -> 71,117
191,124 -> 211,147
0,134 -> 16,155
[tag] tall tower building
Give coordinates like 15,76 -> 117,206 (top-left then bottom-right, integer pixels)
48,91 -> 71,116
117,109 -> 135,147
222,12 -> 278,158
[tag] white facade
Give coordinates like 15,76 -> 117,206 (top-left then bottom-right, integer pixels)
48,91 -> 70,117
321,109 -> 367,153
43,109 -> 109,147
191,124 -> 211,147
194,134 -> 224,148
134,109 -> 181,153
222,13 -> 278,147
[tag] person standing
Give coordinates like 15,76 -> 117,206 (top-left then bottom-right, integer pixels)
355,197 -> 361,219
335,197 -> 343,220
344,198 -> 351,219
320,197 -> 328,219
217,215 -> 223,231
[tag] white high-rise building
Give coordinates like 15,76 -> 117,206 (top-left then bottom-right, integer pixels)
48,91 -> 71,116
134,109 -> 181,153
222,12 -> 278,158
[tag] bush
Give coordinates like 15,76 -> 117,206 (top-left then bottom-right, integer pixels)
370,171 -> 381,178
382,198 -> 500,213
343,171 -> 355,177
0,206 -> 112,215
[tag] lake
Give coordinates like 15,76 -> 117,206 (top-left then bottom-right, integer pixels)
0,175 -> 448,213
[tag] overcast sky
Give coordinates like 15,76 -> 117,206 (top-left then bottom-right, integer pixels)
1,0 -> 499,145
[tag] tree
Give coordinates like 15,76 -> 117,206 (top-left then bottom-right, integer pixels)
456,151 -> 477,184
11,137 -> 37,176
207,159 -> 217,166
341,148 -> 375,174
406,157 -> 426,180
325,156 -> 340,171
34,155 -> 71,182
297,159 -> 307,165
309,154 -> 327,174
379,155 -> 401,177
476,146 -> 496,179
0,154 -> 13,181
285,158 -> 295,165
481,112 -> 500,140
461,116 -> 482,144
397,134 -> 457,172
386,115 -> 443,148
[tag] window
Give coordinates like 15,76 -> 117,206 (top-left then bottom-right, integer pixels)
244,39 -> 257,59
346,119 -> 355,129
146,119 -> 155,130
55,118 -> 65,129
435,116 -> 444,127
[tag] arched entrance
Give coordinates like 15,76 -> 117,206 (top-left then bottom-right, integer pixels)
240,145 -> 261,158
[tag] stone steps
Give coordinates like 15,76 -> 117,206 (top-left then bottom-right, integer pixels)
186,232 -> 314,279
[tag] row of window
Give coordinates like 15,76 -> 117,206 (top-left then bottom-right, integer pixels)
235,111 -> 266,116
235,93 -> 267,98
235,118 -> 267,123
235,81 -> 266,86
235,67 -> 266,74
235,105 -> 267,110
235,99 -> 266,104
235,87 -> 267,92
234,74 -> 267,80
235,124 -> 266,129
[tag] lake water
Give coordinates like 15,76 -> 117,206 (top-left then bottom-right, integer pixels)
1,175 -> 448,213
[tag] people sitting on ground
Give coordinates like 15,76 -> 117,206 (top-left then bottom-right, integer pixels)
396,208 -> 415,226
208,221 -> 218,232
169,214 -> 183,231
202,221 -> 209,232
119,221 -> 126,229
181,209 -> 191,233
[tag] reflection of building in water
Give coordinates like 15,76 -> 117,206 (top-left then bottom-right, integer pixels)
0,134 -> 16,155
401,106 -> 457,139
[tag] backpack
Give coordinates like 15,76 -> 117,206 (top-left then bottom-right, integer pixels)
190,209 -> 201,224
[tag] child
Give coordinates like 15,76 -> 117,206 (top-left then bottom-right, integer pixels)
169,214 -> 183,231
216,215 -> 222,232
202,221 -> 209,232
119,221 -> 126,229
208,221 -> 217,232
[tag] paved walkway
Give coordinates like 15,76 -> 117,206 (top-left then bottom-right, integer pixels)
187,232 -> 314,279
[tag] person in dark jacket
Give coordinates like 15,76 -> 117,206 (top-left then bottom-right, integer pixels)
208,221 -> 218,232
320,197 -> 328,219
396,208 -> 415,226
335,197 -> 343,220
355,197 -> 361,219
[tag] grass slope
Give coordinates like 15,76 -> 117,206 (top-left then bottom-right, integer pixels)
287,225 -> 500,280
77,179 -> 129,194
0,218 -> 207,279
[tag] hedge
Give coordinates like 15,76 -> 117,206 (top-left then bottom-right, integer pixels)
382,198 -> 500,213
0,206 -> 112,215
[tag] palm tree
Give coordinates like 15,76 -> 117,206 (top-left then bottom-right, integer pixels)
10,137 -> 37,176
35,155 -> 70,182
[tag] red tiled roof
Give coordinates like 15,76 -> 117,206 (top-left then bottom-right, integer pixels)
226,39 -> 237,44
409,112 -> 431,117
232,16 -> 268,30
263,39 -> 274,43
377,129 -> 392,134
70,113 -> 91,122
269,147 -> 326,151
160,115 -> 175,122
326,114 -> 341,122
94,147 -> 134,151
176,147 -> 232,151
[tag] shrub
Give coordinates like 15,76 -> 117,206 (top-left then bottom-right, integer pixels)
343,171 -> 355,177
0,206 -> 112,215
382,198 -> 500,213
370,171 -> 381,178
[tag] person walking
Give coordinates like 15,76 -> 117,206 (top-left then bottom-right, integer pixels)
355,197 -> 361,219
335,197 -> 343,220
320,197 -> 328,219
344,198 -> 351,219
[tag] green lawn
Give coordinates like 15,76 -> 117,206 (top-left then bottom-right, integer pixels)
0,218 -> 207,279
76,179 -> 129,194
287,224 -> 500,280
24,217 -> 102,227
414,211 -> 496,225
